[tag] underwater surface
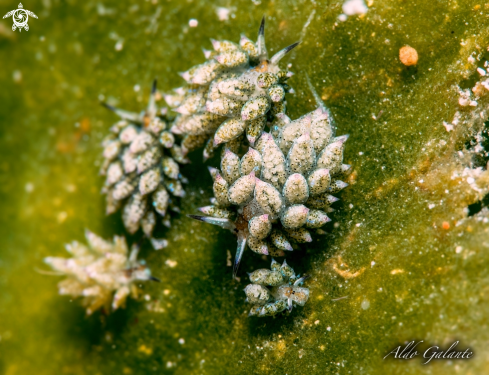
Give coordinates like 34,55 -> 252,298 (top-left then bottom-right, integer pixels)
1,0 -> 489,373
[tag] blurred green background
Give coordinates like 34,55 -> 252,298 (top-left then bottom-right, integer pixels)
1,0 -> 489,373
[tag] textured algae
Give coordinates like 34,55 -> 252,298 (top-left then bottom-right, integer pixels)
1,0 -> 489,374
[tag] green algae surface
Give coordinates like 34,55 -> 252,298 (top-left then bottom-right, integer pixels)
2,0 -> 489,374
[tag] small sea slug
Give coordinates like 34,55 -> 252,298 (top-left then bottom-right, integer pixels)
100,81 -> 188,249
245,259 -> 309,317
44,230 -> 159,315
165,17 -> 299,160
190,105 -> 350,277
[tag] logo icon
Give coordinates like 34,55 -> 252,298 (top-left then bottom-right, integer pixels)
3,3 -> 37,32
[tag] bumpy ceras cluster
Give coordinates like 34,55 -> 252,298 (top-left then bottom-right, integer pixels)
101,81 -> 188,249
191,106 -> 349,277
44,230 -> 158,315
165,17 -> 298,160
245,259 -> 309,317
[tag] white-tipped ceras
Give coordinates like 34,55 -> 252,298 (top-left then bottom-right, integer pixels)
100,80 -> 188,249
190,104 -> 350,278
166,17 -> 299,160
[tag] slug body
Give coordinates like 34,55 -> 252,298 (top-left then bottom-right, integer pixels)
245,259 -> 310,317
166,17 -> 298,160
188,19 -> 351,279
44,230 -> 158,315
101,81 -> 187,249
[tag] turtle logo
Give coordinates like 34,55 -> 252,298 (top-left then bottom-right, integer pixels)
3,3 -> 37,32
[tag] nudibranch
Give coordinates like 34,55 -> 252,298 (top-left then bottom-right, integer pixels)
100,81 -> 187,249
44,230 -> 158,315
190,105 -> 350,277
245,259 -> 309,317
165,17 -> 299,160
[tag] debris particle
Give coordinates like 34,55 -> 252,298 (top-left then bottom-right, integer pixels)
226,249 -> 232,267
178,338 -> 185,344
25,183 -> 34,193
138,344 -> 153,355
399,46 -> 418,66
12,70 -> 22,83
390,269 -> 404,275
189,19 -> 198,27
443,121 -> 454,132
442,221 -> 450,230
361,299 -> 370,310
57,211 -> 68,223
342,0 -> 368,15
216,7 -> 231,21
115,40 -> 124,51
165,259 -> 177,268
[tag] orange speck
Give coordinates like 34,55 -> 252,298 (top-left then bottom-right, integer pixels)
278,20 -> 288,31
252,60 -> 269,72
79,117 -> 91,134
399,45 -> 418,66
442,221 -> 450,230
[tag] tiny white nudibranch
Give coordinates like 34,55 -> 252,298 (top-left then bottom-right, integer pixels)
245,259 -> 310,317
189,105 -> 350,278
44,230 -> 159,315
166,17 -> 299,160
100,80 -> 188,248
